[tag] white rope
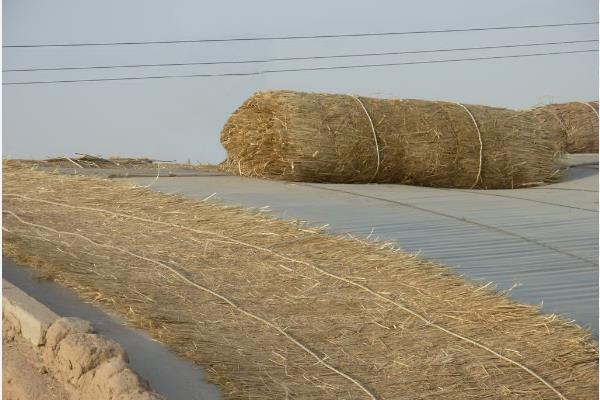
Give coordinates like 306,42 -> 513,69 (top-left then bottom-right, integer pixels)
578,101 -> 599,119
454,103 -> 483,188
142,162 -> 161,188
3,193 -> 569,400
3,209 -> 379,400
350,95 -> 380,182
63,156 -> 83,169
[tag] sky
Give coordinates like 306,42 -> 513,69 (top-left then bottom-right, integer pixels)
2,0 -> 599,163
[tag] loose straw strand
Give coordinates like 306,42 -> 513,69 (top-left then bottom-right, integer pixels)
350,95 -> 380,182
3,209 -> 379,400
454,103 -> 483,189
3,193 -> 568,400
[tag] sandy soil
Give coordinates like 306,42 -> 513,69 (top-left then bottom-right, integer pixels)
3,334 -> 74,400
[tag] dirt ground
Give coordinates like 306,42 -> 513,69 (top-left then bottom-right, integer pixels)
3,334 -> 74,400
3,164 -> 598,399
2,312 -> 163,400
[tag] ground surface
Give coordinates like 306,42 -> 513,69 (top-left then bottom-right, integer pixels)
3,334 -> 74,400
3,163 -> 598,400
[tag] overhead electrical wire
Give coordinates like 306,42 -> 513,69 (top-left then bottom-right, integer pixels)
3,49 -> 597,86
3,21 -> 597,48
3,39 -> 597,73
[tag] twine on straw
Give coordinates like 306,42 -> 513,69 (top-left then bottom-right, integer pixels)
578,101 -> 599,119
350,95 -> 381,182
4,193 -> 569,400
142,162 -> 161,188
3,209 -> 380,400
63,156 -> 83,169
454,102 -> 483,188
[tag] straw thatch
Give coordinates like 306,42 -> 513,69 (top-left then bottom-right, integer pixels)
3,163 -> 598,400
220,90 -> 564,188
527,101 -> 599,154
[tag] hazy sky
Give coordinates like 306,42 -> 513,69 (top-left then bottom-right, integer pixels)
3,0 -> 598,163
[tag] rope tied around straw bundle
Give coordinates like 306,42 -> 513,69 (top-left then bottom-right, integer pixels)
349,95 -> 381,182
526,101 -> 598,154
221,91 -> 562,187
453,102 -> 484,188
578,101 -> 599,119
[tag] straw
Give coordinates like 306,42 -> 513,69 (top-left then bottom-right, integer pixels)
528,101 -> 599,153
3,164 -> 598,399
220,90 -> 565,188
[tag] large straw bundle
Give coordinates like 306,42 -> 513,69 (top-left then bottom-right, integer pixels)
220,91 -> 563,188
527,101 -> 599,153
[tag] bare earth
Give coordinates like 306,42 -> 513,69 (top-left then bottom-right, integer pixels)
3,334 -> 74,400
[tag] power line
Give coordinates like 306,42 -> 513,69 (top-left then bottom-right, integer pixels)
3,21 -> 598,48
3,49 -> 596,86
4,39 -> 597,72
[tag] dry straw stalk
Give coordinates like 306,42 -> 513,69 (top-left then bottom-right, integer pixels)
220,90 -> 564,188
3,163 -> 598,399
527,101 -> 599,154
